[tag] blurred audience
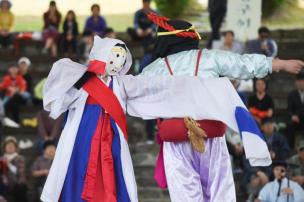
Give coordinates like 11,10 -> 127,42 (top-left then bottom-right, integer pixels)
37,109 -> 63,150
0,0 -> 14,49
61,10 -> 79,55
288,141 -> 304,187
286,73 -> 304,148
42,1 -> 62,57
261,118 -> 290,161
77,30 -> 94,64
18,57 -> 32,100
104,27 -> 116,39
207,0 -> 227,48
33,77 -> 46,106
248,79 -> 274,124
246,26 -> 278,58
128,0 -> 156,51
0,64 -> 27,123
217,31 -> 243,54
257,161 -> 304,202
1,136 -> 28,202
31,140 -> 56,200
83,4 -> 107,36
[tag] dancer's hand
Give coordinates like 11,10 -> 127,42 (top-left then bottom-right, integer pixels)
272,59 -> 304,73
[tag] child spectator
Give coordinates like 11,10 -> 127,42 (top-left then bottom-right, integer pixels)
248,79 -> 274,124
42,1 -> 62,57
83,4 -> 107,36
32,140 -> 56,199
0,0 -> 14,49
61,10 -> 79,55
2,136 -> 27,202
18,57 -> 32,101
288,141 -> 304,187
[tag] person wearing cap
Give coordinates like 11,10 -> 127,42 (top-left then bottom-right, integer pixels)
0,0 -> 14,49
288,141 -> 304,187
1,136 -> 28,202
286,72 -> 304,148
18,57 -> 33,98
31,140 -> 56,200
140,12 -> 304,201
258,161 -> 304,202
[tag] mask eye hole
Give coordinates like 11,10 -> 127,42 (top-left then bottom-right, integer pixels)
110,61 -> 113,64
116,54 -> 120,57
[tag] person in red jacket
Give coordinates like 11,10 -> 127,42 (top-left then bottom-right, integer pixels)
0,64 -> 28,122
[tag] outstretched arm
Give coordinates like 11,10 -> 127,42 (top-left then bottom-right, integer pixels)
200,49 -> 304,79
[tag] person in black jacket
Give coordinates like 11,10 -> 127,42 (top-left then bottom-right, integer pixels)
61,10 -> 79,55
207,0 -> 227,48
286,73 -> 304,148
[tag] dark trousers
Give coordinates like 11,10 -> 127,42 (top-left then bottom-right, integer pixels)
207,10 -> 226,49
285,120 -> 304,149
62,38 -> 77,54
127,28 -> 154,52
4,94 -> 26,123
0,34 -> 13,48
145,119 -> 156,141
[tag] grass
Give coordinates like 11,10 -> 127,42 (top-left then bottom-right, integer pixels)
14,13 -> 133,32
13,5 -> 304,33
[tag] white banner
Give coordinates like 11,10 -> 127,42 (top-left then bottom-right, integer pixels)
226,0 -> 262,41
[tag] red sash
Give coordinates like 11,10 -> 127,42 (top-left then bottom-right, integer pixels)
82,76 -> 127,139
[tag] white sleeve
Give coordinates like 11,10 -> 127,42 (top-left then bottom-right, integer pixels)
258,183 -> 271,202
200,49 -> 273,79
118,75 -> 245,132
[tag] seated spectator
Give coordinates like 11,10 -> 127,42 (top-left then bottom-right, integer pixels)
61,10 -> 79,55
77,30 -> 94,64
0,0 -> 14,49
31,140 -> 56,200
248,79 -> 274,124
128,0 -> 156,50
288,141 -> 304,187
286,73 -> 304,148
104,27 -> 116,38
216,30 -> 243,54
42,1 -> 62,57
83,4 -> 107,36
257,161 -> 304,202
18,57 -> 32,102
37,109 -> 63,150
261,118 -> 290,161
0,64 -> 27,122
246,26 -> 278,58
2,136 -> 27,202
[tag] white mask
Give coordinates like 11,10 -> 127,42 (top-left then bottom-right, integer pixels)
105,45 -> 127,76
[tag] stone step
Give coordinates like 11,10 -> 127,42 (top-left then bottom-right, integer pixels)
138,187 -> 170,201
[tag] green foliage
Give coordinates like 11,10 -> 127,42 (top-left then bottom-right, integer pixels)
154,0 -> 190,18
262,0 -> 290,18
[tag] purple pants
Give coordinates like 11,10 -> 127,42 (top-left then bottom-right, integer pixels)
163,136 -> 236,202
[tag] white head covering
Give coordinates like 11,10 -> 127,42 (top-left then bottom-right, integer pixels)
89,36 -> 132,76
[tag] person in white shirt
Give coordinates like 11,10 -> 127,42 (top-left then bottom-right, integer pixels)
258,161 -> 304,202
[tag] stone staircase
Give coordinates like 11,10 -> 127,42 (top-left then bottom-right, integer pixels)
0,29 -> 304,202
